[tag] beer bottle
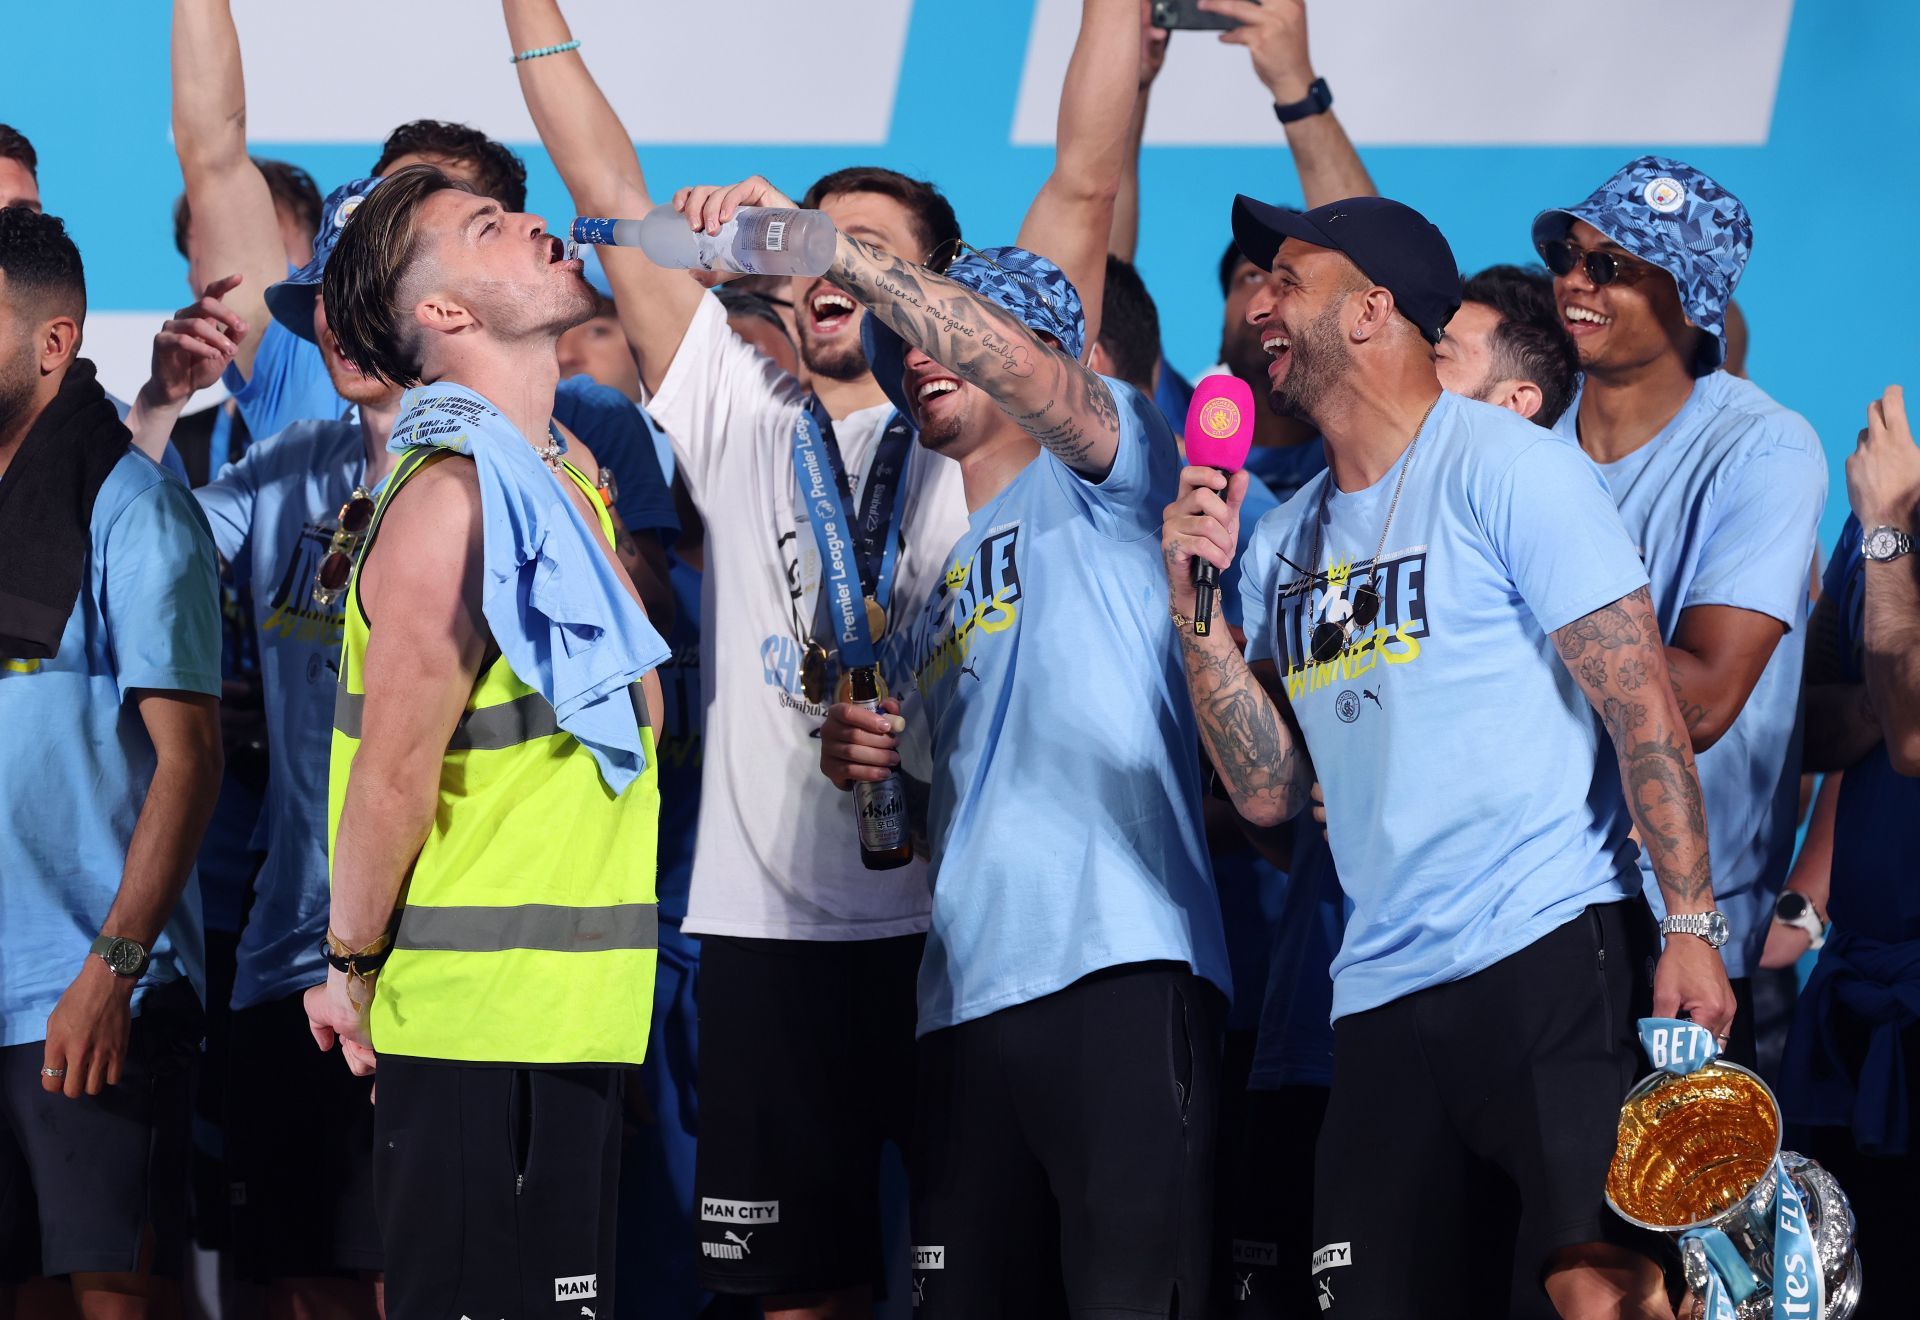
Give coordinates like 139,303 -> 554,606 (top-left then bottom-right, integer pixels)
848,666 -> 912,870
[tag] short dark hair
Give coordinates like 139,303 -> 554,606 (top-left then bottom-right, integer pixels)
321,165 -> 464,386
374,120 -> 527,213
0,125 -> 36,181
172,157 -> 323,260
1098,255 -> 1161,392
801,167 -> 961,271
1459,263 -> 1580,427
0,207 -> 85,323
714,287 -> 793,344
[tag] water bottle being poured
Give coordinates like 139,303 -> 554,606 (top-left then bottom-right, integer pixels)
570,206 -> 837,278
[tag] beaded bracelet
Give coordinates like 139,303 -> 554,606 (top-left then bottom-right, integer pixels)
511,38 -> 580,64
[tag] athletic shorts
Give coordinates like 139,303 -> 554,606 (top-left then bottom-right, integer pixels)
0,979 -> 200,1282
374,1057 -> 622,1320
1215,1085 -> 1329,1319
225,989 -> 381,1280
693,933 -> 922,1297
909,962 -> 1224,1320
1309,898 -> 1663,1320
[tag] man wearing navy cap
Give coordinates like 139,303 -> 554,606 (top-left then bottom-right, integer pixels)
1534,158 -> 1828,1067
1164,194 -> 1733,1318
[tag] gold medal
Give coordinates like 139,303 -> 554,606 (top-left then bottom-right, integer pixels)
865,594 -> 888,642
836,667 -> 889,707
801,641 -> 831,705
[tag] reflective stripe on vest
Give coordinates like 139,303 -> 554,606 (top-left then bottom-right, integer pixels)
334,681 -> 652,749
395,901 -> 659,953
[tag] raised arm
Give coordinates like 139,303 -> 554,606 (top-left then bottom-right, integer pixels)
503,0 -> 704,395
1016,0 -> 1143,349
1554,586 -> 1735,1034
1162,465 -> 1313,825
171,0 -> 288,378
1201,0 -> 1375,208
1108,5 -> 1170,263
1847,385 -> 1920,774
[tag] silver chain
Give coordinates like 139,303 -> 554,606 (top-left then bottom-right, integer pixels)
1308,392 -> 1441,595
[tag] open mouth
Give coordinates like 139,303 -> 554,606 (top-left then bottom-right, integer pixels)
1563,303 -> 1613,333
323,329 -> 362,376
1262,331 -> 1292,382
810,289 -> 857,336
544,234 -> 583,272
910,374 -> 961,419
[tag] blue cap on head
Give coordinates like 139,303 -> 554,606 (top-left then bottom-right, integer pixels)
861,244 -> 1085,420
1531,156 -> 1751,370
265,176 -> 382,343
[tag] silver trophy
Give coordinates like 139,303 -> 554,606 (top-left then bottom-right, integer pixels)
1606,1061 -> 1862,1318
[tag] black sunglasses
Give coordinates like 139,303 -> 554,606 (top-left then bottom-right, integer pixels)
1277,552 -> 1382,664
1539,239 -> 1654,289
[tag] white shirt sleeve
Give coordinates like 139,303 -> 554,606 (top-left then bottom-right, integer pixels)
640,293 -> 806,505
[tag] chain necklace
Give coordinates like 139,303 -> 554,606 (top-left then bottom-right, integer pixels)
534,424 -> 564,470
1307,392 -> 1440,599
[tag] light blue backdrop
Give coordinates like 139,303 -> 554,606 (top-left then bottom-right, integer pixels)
8,0 -> 1913,551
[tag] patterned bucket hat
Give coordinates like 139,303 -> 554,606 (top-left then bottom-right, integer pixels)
1532,156 -> 1751,370
862,244 -> 1086,420
265,176 -> 382,343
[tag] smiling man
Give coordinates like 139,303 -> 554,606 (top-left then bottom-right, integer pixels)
1534,157 -> 1827,1065
1164,193 -> 1734,1319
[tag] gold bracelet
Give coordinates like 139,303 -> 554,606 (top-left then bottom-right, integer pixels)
1170,606 -> 1192,629
325,927 -> 393,960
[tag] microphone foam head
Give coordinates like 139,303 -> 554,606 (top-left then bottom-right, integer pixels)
1184,374 -> 1257,471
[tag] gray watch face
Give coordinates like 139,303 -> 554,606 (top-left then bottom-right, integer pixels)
1705,911 -> 1730,948
1866,526 -> 1906,561
103,937 -> 147,976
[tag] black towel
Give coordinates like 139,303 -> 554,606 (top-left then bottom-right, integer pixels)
0,358 -> 131,659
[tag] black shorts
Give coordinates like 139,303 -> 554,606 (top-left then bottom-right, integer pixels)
909,962 -> 1223,1320
225,989 -> 381,1280
1216,1085 -> 1329,1319
1310,898 -> 1662,1320
374,1056 -> 622,1320
0,979 -> 200,1283
693,933 -> 921,1297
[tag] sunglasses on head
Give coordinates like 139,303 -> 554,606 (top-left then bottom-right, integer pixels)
1277,552 -> 1383,664
311,487 -> 375,609
1539,239 -> 1655,289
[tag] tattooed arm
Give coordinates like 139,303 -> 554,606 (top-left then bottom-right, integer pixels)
1164,465 -> 1311,824
829,233 -> 1123,477
1555,586 -> 1736,1033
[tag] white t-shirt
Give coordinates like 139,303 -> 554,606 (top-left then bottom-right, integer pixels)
647,295 -> 969,939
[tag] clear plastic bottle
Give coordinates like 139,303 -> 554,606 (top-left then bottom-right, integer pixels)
848,666 -> 912,871
570,206 -> 837,277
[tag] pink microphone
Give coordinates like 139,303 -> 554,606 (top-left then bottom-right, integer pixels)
1183,375 -> 1257,637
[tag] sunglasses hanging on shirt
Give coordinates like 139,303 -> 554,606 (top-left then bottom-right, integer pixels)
310,488 -> 376,609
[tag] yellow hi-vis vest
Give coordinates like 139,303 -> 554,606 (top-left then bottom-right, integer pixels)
327,446 -> 659,1065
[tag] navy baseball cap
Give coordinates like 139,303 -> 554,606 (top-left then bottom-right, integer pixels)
265,176 -> 382,343
1231,194 -> 1461,344
1531,156 -> 1750,370
862,244 -> 1085,420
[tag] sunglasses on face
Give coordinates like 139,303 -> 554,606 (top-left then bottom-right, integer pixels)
1539,239 -> 1654,289
310,488 -> 375,609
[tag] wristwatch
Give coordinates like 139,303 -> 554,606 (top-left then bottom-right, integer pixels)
1659,910 -> 1730,950
1273,77 -> 1334,125
89,934 -> 151,979
1862,524 -> 1913,563
1773,890 -> 1826,951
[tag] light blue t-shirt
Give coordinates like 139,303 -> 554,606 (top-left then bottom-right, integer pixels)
1240,392 -> 1649,1020
0,452 -> 222,1046
892,378 -> 1231,1035
1552,372 -> 1826,979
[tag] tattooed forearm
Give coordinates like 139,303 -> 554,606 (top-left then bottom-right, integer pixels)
1555,587 -> 1715,909
830,232 -> 1120,475
1177,628 -> 1309,826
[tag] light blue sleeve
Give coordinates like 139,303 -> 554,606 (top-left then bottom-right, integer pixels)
222,320 -> 343,439
1051,377 -> 1175,541
1683,428 -> 1828,628
159,444 -> 191,486
1222,470 -> 1281,631
103,478 -> 223,699
1241,511 -> 1284,664
191,442 -> 263,566
1481,438 -> 1649,635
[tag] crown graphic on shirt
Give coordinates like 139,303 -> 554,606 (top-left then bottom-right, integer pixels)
1324,557 -> 1354,592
